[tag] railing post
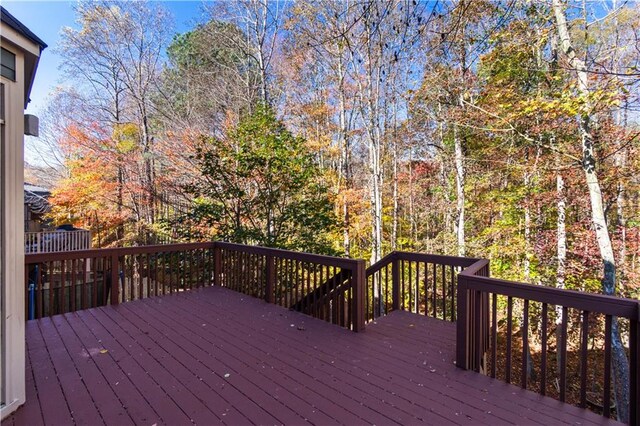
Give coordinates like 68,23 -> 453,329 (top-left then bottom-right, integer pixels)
213,245 -> 221,287
110,253 -> 119,305
392,254 -> 400,311
456,274 -> 469,370
630,303 -> 639,426
265,254 -> 275,304
351,260 -> 366,332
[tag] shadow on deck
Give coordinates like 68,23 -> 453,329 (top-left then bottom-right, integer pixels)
7,286 -> 619,425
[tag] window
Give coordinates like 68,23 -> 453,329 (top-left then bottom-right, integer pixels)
1,48 -> 16,81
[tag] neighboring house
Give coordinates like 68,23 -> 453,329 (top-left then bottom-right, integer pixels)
23,184 -> 93,253
0,6 -> 46,419
23,182 -> 50,232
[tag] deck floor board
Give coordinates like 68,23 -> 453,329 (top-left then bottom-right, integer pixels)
7,285 -> 621,426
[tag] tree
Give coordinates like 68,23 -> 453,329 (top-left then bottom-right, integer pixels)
159,19 -> 260,132
552,0 -> 630,420
188,106 -> 338,254
59,0 -> 171,229
204,0 -> 284,106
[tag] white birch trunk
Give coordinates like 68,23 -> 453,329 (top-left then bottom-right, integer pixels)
552,1 -> 630,420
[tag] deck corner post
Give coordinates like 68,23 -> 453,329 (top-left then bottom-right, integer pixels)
351,259 -> 366,332
110,253 -> 119,305
456,274 -> 469,370
265,254 -> 275,304
213,244 -> 222,287
392,254 -> 400,311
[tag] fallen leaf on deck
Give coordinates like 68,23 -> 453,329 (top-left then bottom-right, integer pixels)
99,349 -> 108,354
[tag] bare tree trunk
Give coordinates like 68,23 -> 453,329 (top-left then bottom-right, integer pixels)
140,106 -> 155,225
408,147 -> 416,247
552,1 -> 630,421
338,61 -> 351,257
453,123 -> 465,257
392,101 -> 399,251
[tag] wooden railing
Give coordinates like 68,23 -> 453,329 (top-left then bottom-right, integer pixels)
364,251 -> 483,323
25,241 -> 366,331
366,251 -> 639,424
25,229 -> 92,254
25,243 -> 215,320
24,242 -> 639,422
215,242 -> 366,331
457,268 -> 640,425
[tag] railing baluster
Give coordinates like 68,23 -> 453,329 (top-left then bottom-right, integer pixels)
541,302 -> 548,395
153,252 -> 159,296
311,262 -> 317,317
49,261 -> 54,316
60,259 -> 66,314
450,265 -> 455,321
332,265 -> 338,322
560,306 -> 568,402
521,299 -> 529,389
423,262 -> 428,317
81,258 -> 87,310
432,263 -> 437,318
169,252 -> 175,294
101,257 -> 107,304
110,254 -> 119,305
71,258 -> 77,313
506,296 -> 513,384
365,268 -> 370,321
392,257 -> 400,311
474,289 -> 482,372
603,315 -> 612,418
37,263 -> 43,319
491,293 -> 497,378
580,310 -> 589,408
415,261 -> 420,315
294,259 -> 300,306
318,263 -> 324,320
441,263 -> 446,320
407,260 -> 411,313
322,264 -> 328,321
160,252 -> 166,295
384,263 -> 389,314
140,253 -> 145,299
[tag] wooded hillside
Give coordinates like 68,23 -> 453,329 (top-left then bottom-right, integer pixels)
30,0 -> 639,301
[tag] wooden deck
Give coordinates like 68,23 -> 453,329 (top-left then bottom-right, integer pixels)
7,286 -> 619,426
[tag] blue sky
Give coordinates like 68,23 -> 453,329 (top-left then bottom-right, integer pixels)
3,0 -> 208,115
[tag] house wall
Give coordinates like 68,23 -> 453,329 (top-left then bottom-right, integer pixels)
0,32 -> 33,419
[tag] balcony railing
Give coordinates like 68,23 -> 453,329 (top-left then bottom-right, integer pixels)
23,243 -> 639,424
456,269 -> 639,424
25,229 -> 92,254
362,251 -> 638,424
24,242 -> 366,331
